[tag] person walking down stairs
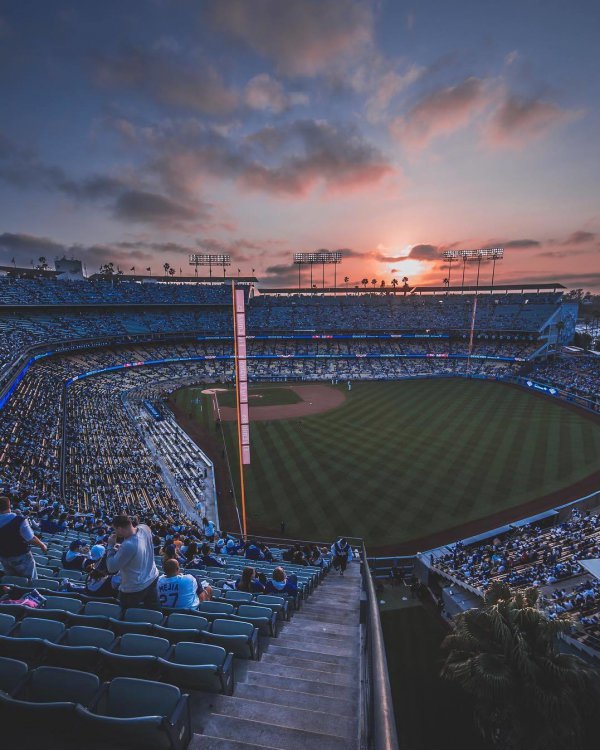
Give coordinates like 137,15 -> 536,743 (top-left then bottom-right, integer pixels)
331,538 -> 353,575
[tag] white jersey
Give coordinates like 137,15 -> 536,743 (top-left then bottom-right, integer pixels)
157,573 -> 199,609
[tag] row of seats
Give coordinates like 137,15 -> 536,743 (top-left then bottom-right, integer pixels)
0,615 -> 234,694
0,660 -> 190,750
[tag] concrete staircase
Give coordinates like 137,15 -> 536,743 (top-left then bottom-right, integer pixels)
190,560 -> 362,749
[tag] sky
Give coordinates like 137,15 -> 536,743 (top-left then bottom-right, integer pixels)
0,0 -> 599,289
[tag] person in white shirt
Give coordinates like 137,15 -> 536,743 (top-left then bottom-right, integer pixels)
157,558 -> 199,610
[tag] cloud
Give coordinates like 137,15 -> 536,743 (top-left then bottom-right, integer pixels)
408,244 -> 439,260
484,95 -> 582,148
208,0 -> 373,77
391,77 -> 492,148
502,239 -> 540,249
0,232 -> 65,259
244,74 -> 308,114
562,230 -> 596,245
95,46 -> 238,115
0,132 -> 213,230
146,118 -> 394,197
113,190 -> 207,228
261,262 -> 298,286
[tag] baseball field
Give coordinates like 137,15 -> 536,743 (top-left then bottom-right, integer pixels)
170,379 -> 600,552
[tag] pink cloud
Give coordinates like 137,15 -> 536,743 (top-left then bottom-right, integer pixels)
484,95 -> 582,148
390,77 -> 492,148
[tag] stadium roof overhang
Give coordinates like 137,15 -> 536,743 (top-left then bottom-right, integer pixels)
0,265 -> 61,278
256,282 -> 566,295
87,274 -> 258,283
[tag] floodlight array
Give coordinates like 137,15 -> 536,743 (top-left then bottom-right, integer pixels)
189,254 -> 231,265
442,248 -> 503,260
294,251 -> 342,264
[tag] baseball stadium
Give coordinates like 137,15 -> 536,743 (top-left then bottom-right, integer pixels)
0,266 -> 598,750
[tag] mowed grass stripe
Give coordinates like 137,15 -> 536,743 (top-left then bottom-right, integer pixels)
182,381 -> 600,547
410,382 -> 514,531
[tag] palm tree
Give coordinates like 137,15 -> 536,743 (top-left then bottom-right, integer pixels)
443,277 -> 449,287
168,267 -> 176,280
344,276 -> 349,287
36,256 -> 48,270
380,279 -> 386,288
391,278 -> 398,293
402,276 -> 409,296
361,278 -> 368,289
163,262 -> 170,279
442,583 -> 598,750
371,278 -> 377,289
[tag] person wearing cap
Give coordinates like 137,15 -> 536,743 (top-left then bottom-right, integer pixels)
83,544 -> 116,597
61,539 -> 90,571
331,537 -> 353,575
225,538 -> 243,556
0,495 -> 47,580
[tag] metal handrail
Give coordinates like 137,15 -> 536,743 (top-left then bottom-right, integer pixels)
362,542 -> 399,750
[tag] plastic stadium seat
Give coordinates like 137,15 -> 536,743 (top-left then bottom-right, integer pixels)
57,569 -> 84,581
44,625 -> 115,671
1,575 -> 29,587
255,594 -> 290,620
205,618 -> 258,660
74,676 -> 190,750
100,633 -> 171,680
0,656 -> 28,693
68,600 -> 121,628
0,612 -> 16,635
36,578 -> 60,591
0,666 -> 100,735
196,600 -> 235,622
232,604 -> 278,637
223,590 -> 253,603
22,595 -> 82,622
152,613 -> 210,644
36,566 -> 55,578
0,616 -> 66,662
157,642 -> 234,694
109,607 -> 165,637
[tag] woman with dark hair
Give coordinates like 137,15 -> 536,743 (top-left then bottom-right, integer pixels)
184,541 -> 199,565
236,566 -> 265,593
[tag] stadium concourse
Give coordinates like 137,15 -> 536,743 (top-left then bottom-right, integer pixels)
0,274 -> 598,747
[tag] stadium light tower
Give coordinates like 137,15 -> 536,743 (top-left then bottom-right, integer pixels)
442,248 -> 504,293
293,250 -> 342,292
189,253 -> 231,283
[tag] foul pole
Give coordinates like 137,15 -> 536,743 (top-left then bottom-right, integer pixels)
232,284 -> 251,537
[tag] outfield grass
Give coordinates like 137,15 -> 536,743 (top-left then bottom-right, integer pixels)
176,380 -> 600,549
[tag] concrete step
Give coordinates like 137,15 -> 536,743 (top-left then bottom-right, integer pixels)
266,637 -> 355,657
202,695 -> 357,740
293,611 -> 359,626
200,713 -> 351,750
245,670 -> 359,700
261,651 -> 358,675
190,734 -> 281,750
233,683 -> 355,717
283,619 -> 359,637
264,643 -> 354,665
246,659 -> 357,687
